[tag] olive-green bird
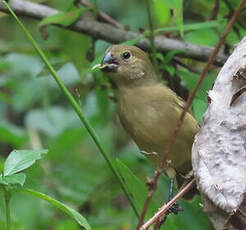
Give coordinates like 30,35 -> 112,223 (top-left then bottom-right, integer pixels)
99,45 -> 199,209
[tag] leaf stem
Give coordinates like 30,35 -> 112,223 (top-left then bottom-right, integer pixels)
1,0 -> 139,218
145,0 -> 158,73
2,186 -> 11,230
93,0 -> 99,19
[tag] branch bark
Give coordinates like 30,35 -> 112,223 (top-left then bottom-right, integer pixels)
0,0 -> 228,66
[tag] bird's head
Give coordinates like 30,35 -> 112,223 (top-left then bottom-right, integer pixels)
100,45 -> 158,88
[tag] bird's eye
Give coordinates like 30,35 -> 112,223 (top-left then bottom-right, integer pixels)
122,51 -> 131,59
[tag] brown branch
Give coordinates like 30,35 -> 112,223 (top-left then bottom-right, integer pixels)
141,179 -> 196,230
0,0 -> 228,66
79,0 -> 124,29
136,0 -> 246,229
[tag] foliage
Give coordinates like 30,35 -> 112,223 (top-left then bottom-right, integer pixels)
0,149 -> 90,230
0,0 -> 245,229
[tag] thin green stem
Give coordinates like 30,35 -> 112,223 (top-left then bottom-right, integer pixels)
1,0 -> 139,218
145,0 -> 158,73
2,186 -> 11,230
93,0 -> 99,19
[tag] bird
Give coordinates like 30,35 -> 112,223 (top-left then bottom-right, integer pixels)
98,44 -> 199,211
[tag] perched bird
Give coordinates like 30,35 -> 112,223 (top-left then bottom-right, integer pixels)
99,44 -> 199,208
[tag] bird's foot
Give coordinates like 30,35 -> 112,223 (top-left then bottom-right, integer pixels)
166,178 -> 184,215
166,202 -> 183,215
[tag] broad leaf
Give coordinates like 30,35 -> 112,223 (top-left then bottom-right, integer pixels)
4,149 -> 48,176
0,173 -> 26,186
22,188 -> 91,230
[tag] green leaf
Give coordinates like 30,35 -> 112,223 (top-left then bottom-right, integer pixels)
184,29 -> 219,46
153,0 -> 171,26
22,188 -> 91,230
116,159 -> 158,217
177,68 -> 216,122
4,149 -> 48,176
0,58 -> 11,71
39,8 -> 87,27
163,50 -> 184,64
123,36 -> 144,46
192,98 -> 207,123
154,19 -> 225,35
0,173 -> 26,186
162,0 -> 183,36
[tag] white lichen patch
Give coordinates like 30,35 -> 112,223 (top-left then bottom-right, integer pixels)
192,37 -> 246,214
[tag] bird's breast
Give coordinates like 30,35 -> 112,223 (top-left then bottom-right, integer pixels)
118,89 -> 172,153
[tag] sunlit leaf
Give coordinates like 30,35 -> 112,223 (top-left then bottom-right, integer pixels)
4,149 -> 48,176
153,0 -> 171,26
22,188 -> 91,230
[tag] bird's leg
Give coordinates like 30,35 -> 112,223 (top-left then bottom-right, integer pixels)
154,179 -> 183,229
166,178 -> 183,215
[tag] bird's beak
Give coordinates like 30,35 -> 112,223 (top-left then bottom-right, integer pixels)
100,52 -> 119,72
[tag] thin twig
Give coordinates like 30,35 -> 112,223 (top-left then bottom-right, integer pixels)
79,0 -> 124,29
209,0 -> 220,20
2,185 -> 11,230
141,179 -> 196,230
173,58 -> 201,74
136,0 -> 246,229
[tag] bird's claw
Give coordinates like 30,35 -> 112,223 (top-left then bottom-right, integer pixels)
166,202 -> 184,215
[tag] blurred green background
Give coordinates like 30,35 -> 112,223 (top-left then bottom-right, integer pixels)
0,0 -> 245,229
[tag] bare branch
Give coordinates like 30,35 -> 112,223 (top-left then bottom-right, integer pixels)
0,0 -> 228,65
